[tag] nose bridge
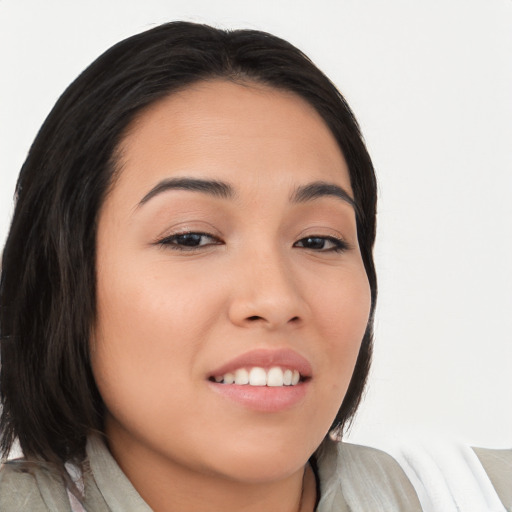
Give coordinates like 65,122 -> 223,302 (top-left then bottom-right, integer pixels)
229,240 -> 306,329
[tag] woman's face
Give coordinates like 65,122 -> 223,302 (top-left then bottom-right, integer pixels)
92,80 -> 371,486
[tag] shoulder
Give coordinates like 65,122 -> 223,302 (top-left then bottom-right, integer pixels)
473,447 -> 512,510
316,440 -> 423,512
318,440 -> 512,511
383,441 -> 511,512
0,460 -> 49,511
0,459 -> 71,512
336,442 -> 416,486
339,441 -> 410,474
339,442 -> 423,510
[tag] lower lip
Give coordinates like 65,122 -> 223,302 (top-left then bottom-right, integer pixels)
208,381 -> 309,412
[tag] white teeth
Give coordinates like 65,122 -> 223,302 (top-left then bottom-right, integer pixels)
213,366 -> 304,386
234,368 -> 249,385
249,367 -> 267,386
223,372 -> 235,384
267,367 -> 284,387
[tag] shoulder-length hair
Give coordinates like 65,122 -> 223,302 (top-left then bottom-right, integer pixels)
0,21 -> 377,464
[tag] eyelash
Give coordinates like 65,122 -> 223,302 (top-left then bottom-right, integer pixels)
294,236 -> 349,253
157,232 -> 221,250
156,232 -> 349,253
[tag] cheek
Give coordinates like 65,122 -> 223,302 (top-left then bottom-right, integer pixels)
95,253 -> 219,345
90,275 -> 207,450
314,264 -> 371,345
91,256 -> 225,403
309,266 -> 372,394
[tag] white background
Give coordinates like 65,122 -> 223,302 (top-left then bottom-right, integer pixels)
1,1 -> 511,450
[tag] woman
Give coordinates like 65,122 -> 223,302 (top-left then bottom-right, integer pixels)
0,22 -> 509,512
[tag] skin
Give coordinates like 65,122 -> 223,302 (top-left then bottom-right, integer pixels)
92,80 -> 371,512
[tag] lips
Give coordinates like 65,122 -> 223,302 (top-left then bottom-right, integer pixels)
207,348 -> 312,412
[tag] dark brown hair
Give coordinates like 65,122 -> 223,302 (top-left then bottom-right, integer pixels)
0,21 -> 377,464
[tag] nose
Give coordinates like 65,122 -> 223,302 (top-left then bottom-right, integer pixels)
227,247 -> 308,330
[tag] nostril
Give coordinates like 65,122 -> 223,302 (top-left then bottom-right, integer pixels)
246,315 -> 300,324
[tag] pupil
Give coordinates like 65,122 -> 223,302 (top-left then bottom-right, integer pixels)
305,237 -> 324,249
179,234 -> 201,246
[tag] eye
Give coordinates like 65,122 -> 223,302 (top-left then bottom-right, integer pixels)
294,236 -> 348,253
157,232 -> 222,250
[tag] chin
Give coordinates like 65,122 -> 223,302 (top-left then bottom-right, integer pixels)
218,456 -> 306,484
206,434 -> 319,484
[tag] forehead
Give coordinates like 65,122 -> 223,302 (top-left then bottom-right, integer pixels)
113,79 -> 352,204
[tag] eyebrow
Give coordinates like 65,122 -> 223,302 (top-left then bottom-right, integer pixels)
290,181 -> 356,209
138,177 -> 235,207
137,177 -> 356,211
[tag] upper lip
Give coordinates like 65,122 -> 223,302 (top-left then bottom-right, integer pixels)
208,348 -> 313,378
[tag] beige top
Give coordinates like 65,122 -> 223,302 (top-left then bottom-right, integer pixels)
0,436 -> 510,511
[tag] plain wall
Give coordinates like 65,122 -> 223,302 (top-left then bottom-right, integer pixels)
1,0 -> 511,449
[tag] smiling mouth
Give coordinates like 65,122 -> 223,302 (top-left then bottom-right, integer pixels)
208,366 -> 308,387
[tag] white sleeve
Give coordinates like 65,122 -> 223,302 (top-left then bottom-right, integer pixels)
391,441 -> 507,512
